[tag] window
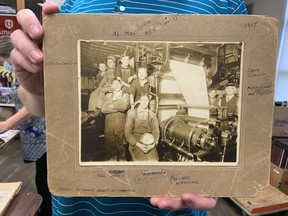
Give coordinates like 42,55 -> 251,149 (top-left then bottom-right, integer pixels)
275,2 -> 288,101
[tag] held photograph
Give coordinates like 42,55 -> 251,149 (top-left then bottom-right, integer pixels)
43,14 -> 277,197
79,41 -> 242,165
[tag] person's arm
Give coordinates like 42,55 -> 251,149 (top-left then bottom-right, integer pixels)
101,95 -> 117,114
130,94 -> 134,106
95,74 -> 102,88
127,67 -> 136,84
0,106 -> 32,133
124,111 -> 138,146
98,73 -> 107,89
150,112 -> 160,145
114,66 -> 121,80
112,93 -> 130,112
18,86 -> 45,117
128,80 -> 136,105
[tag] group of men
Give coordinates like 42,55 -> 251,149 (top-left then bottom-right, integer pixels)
85,54 -> 159,162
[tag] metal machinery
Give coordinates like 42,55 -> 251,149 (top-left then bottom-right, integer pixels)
144,43 -> 241,163
146,63 -> 239,163
151,62 -> 239,163
158,111 -> 238,162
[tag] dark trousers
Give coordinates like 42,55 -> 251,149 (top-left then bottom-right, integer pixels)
36,153 -> 52,216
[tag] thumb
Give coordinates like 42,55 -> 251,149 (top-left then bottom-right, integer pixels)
42,1 -> 60,14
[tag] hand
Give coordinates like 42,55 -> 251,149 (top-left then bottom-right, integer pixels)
143,143 -> 156,153
136,142 -> 155,154
150,193 -> 217,211
127,75 -> 134,84
10,2 -> 59,96
135,142 -> 147,153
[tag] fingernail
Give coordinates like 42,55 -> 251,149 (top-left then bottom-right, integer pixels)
30,50 -> 43,62
30,24 -> 41,35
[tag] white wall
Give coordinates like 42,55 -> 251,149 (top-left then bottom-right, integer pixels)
245,0 -> 286,43
275,3 -> 288,101
245,0 -> 288,101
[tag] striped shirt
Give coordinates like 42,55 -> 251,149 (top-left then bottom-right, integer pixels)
60,0 -> 248,14
53,1 -> 247,215
52,196 -> 207,216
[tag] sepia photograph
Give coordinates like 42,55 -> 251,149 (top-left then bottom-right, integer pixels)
43,14 -> 277,197
79,41 -> 242,165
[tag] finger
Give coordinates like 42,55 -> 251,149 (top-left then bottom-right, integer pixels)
182,193 -> 217,210
16,9 -> 43,40
144,146 -> 151,153
150,194 -> 217,211
10,30 -> 43,65
14,3 -> 59,45
150,197 -> 186,211
150,197 -> 160,206
10,47 -> 43,74
42,1 -> 59,14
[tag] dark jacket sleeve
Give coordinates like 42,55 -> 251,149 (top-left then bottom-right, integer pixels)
101,94 -> 117,114
125,110 -> 138,146
112,93 -> 130,112
149,111 -> 160,145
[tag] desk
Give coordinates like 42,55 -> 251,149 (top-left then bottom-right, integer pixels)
4,193 -> 42,216
231,185 -> 288,216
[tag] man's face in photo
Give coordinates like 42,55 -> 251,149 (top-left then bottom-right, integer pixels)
107,59 -> 115,69
139,95 -> 149,109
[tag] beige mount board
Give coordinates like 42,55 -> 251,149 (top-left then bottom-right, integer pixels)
43,14 -> 278,197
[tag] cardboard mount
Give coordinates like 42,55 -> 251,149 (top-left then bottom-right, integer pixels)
43,14 -> 278,197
